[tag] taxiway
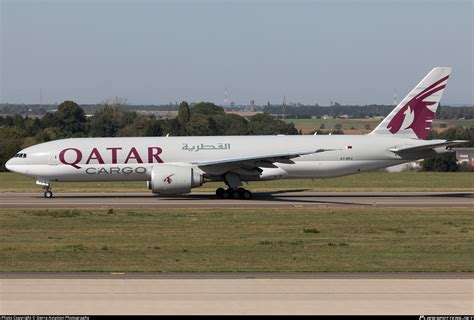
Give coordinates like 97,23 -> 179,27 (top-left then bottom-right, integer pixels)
0,272 -> 472,314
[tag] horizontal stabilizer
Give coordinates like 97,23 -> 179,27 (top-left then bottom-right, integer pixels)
389,140 -> 468,153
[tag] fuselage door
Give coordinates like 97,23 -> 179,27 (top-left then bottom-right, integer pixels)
49,152 -> 58,165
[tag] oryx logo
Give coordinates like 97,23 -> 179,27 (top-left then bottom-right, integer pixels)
387,75 -> 448,139
163,174 -> 175,184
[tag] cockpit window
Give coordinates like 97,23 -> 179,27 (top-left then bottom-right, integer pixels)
13,153 -> 27,158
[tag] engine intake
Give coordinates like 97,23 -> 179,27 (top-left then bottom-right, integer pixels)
149,164 -> 203,195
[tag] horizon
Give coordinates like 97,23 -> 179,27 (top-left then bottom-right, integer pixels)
1,101 -> 474,108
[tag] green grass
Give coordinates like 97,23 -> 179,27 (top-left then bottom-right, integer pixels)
1,172 -> 472,192
0,207 -> 472,272
432,119 -> 474,129
284,118 -> 474,131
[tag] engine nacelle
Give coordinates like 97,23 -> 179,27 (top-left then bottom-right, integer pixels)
149,164 -> 203,195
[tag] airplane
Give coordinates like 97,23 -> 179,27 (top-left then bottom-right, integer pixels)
5,67 -> 466,199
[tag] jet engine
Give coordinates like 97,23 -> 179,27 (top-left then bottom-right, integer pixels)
148,164 -> 203,195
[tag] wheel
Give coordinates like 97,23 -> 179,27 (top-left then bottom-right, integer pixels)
222,189 -> 231,199
216,188 -> 225,198
44,190 -> 53,198
242,189 -> 252,200
231,189 -> 240,199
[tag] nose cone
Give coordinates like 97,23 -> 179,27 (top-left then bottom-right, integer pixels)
5,158 -> 22,174
5,158 -> 13,172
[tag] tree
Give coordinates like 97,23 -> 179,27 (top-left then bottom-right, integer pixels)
55,100 -> 87,135
207,117 -> 219,135
0,126 -> 26,171
88,104 -> 136,137
144,118 -> 163,136
118,115 -> 163,137
248,113 -> 298,135
221,114 -> 249,135
160,118 -> 181,136
185,114 -> 214,135
191,102 -> 225,116
421,153 -> 459,172
427,126 -> 473,147
177,101 -> 190,128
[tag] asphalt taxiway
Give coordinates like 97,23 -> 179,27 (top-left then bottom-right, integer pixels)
1,191 -> 472,208
1,272 -> 472,314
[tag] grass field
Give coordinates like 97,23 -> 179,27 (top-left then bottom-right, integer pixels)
284,118 -> 382,131
0,172 -> 472,193
0,207 -> 472,272
284,118 -> 474,131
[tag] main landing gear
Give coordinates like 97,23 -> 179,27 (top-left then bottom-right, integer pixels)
215,187 -> 252,200
215,172 -> 252,199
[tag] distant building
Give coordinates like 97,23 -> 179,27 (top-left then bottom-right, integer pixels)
248,100 -> 256,112
454,148 -> 474,167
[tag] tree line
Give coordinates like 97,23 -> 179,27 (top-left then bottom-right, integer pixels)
2,103 -> 473,120
0,100 -> 472,172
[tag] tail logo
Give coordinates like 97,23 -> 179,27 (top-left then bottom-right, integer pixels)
387,75 -> 448,139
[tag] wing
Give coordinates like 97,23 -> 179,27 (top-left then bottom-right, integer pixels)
192,148 -> 340,168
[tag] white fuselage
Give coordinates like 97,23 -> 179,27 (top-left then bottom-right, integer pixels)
5,135 -> 440,184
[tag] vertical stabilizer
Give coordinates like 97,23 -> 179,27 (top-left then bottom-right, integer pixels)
370,67 -> 451,139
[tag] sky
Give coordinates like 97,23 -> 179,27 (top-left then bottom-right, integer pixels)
0,0 -> 472,105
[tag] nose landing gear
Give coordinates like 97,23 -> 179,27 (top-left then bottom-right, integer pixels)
43,186 -> 53,198
37,179 -> 53,198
